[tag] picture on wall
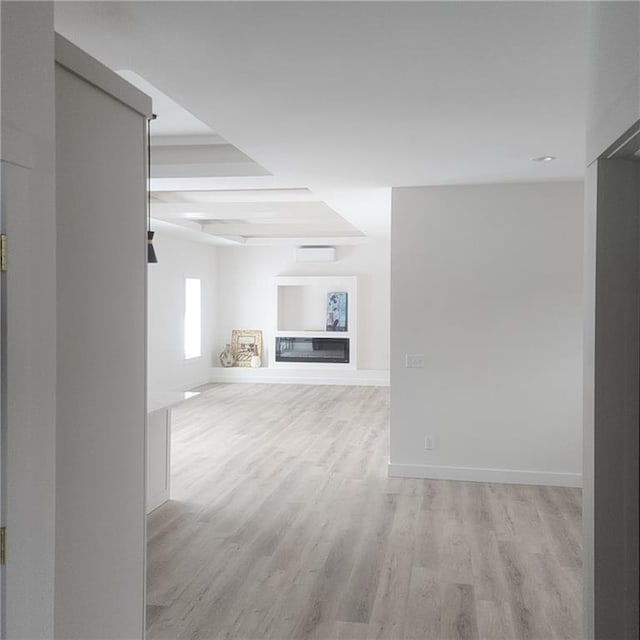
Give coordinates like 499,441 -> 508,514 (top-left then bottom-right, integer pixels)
326,292 -> 348,331
231,329 -> 263,367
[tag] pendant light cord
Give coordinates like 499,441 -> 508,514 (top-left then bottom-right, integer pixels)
147,114 -> 159,263
147,114 -> 156,232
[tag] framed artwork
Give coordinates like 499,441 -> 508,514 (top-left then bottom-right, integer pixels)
326,292 -> 348,331
231,329 -> 263,367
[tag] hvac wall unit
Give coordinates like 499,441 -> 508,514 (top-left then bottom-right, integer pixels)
271,275 -> 357,370
295,246 -> 336,262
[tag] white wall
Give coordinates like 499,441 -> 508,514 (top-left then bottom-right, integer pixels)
214,239 -> 389,375
390,182 -> 583,487
1,3 -> 57,637
148,231 -> 217,391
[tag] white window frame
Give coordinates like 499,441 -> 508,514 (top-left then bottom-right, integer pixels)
184,277 -> 202,360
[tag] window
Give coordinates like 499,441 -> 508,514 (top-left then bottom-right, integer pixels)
184,278 -> 201,359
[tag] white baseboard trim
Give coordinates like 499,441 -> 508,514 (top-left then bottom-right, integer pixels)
146,489 -> 169,515
181,376 -> 215,393
388,461 -> 582,488
207,367 -> 389,387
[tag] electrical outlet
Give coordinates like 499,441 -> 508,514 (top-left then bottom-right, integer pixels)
405,354 -> 425,368
424,436 -> 434,450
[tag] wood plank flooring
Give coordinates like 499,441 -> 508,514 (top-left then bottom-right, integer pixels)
146,384 -> 582,640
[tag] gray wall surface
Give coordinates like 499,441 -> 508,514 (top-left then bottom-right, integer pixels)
592,159 -> 639,640
584,3 -> 640,638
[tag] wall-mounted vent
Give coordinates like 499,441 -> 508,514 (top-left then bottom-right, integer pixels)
295,246 -> 336,262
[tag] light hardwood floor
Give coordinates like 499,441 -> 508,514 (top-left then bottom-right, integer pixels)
146,384 -> 582,640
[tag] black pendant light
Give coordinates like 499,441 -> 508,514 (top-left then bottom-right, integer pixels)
147,114 -> 158,264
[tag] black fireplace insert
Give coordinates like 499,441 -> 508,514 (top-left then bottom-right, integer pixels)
275,337 -> 350,364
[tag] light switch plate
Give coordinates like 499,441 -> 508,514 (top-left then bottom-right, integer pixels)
405,354 -> 425,368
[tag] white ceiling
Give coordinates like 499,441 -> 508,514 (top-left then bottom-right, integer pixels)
54,1 -> 588,240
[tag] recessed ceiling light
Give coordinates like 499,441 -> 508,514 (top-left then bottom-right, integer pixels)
531,155 -> 556,162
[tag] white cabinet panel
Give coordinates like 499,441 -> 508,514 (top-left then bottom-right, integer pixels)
146,409 -> 171,514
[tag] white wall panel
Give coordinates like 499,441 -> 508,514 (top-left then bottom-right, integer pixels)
1,3 -> 56,637
55,49 -> 149,639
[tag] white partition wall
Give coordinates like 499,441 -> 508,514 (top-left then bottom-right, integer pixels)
1,3 -> 57,637
55,36 -> 151,639
390,182 -> 583,486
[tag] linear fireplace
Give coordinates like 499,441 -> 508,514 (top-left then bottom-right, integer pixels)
275,336 -> 350,364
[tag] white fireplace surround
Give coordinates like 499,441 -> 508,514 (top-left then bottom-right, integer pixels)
271,275 -> 358,370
